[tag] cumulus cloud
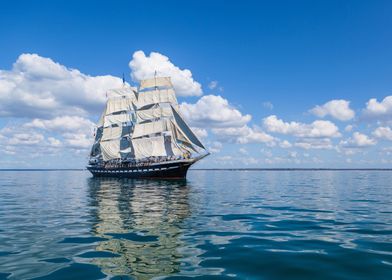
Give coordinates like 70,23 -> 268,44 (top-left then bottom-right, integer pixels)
181,95 -> 251,128
2,130 -> 45,146
362,96 -> 392,121
0,53 -> 124,119
25,116 -> 95,132
263,115 -> 341,138
212,125 -> 275,145
24,116 -> 95,149
129,50 -> 202,96
372,126 -> 392,141
310,99 -> 355,121
340,132 -> 376,148
0,126 -> 59,152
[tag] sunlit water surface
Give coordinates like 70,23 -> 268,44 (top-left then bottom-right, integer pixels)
0,170 -> 391,279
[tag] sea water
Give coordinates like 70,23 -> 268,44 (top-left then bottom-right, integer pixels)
0,170 -> 391,279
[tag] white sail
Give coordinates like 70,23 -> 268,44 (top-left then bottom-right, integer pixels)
164,135 -> 183,157
100,139 -> 121,161
97,110 -> 105,127
103,113 -> 131,127
132,136 -> 167,159
136,89 -> 177,109
90,76 -> 207,163
107,87 -> 137,98
139,77 -> 172,90
170,106 -> 205,150
170,120 -> 189,144
106,97 -> 135,115
136,106 -> 172,122
101,126 -> 122,141
132,119 -> 170,139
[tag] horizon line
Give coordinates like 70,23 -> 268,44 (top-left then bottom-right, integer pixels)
0,168 -> 391,171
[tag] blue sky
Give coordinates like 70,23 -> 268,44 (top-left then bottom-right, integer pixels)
1,0 -> 392,168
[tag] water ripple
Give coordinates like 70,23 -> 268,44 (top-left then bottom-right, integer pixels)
0,170 -> 391,279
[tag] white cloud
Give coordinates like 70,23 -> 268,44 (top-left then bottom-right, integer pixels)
372,126 -> 392,141
24,116 -> 95,149
288,151 -> 297,158
340,132 -> 376,148
7,131 -> 44,146
181,95 -> 251,128
129,50 -> 202,96
212,125 -> 275,145
262,101 -> 274,110
0,53 -> 123,118
241,157 -> 259,165
239,147 -> 248,155
279,140 -> 292,148
345,125 -> 353,132
0,126 -> 50,149
208,141 -> 222,153
62,132 -> 92,148
192,127 -> 208,139
263,115 -> 341,138
208,80 -> 218,90
25,116 -> 95,133
48,137 -> 62,147
362,96 -> 392,120
310,99 -> 355,121
294,138 -> 334,150
264,156 -> 300,165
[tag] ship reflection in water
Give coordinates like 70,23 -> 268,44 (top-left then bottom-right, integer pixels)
87,177 -> 191,279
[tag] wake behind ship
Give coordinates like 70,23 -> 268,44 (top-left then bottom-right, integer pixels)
87,76 -> 209,178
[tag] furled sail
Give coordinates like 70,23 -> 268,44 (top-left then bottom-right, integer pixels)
139,77 -> 172,91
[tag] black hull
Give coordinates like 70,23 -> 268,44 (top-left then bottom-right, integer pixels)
87,160 -> 193,179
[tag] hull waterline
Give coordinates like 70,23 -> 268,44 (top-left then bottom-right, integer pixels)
87,159 -> 194,179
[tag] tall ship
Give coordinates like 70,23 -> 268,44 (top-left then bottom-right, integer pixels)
87,76 -> 209,178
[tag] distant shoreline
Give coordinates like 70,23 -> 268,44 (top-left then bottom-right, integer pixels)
0,168 -> 392,171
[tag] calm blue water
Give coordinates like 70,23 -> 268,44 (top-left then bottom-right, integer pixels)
0,170 -> 391,279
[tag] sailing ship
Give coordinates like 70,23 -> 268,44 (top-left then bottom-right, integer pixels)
87,76 -> 209,179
